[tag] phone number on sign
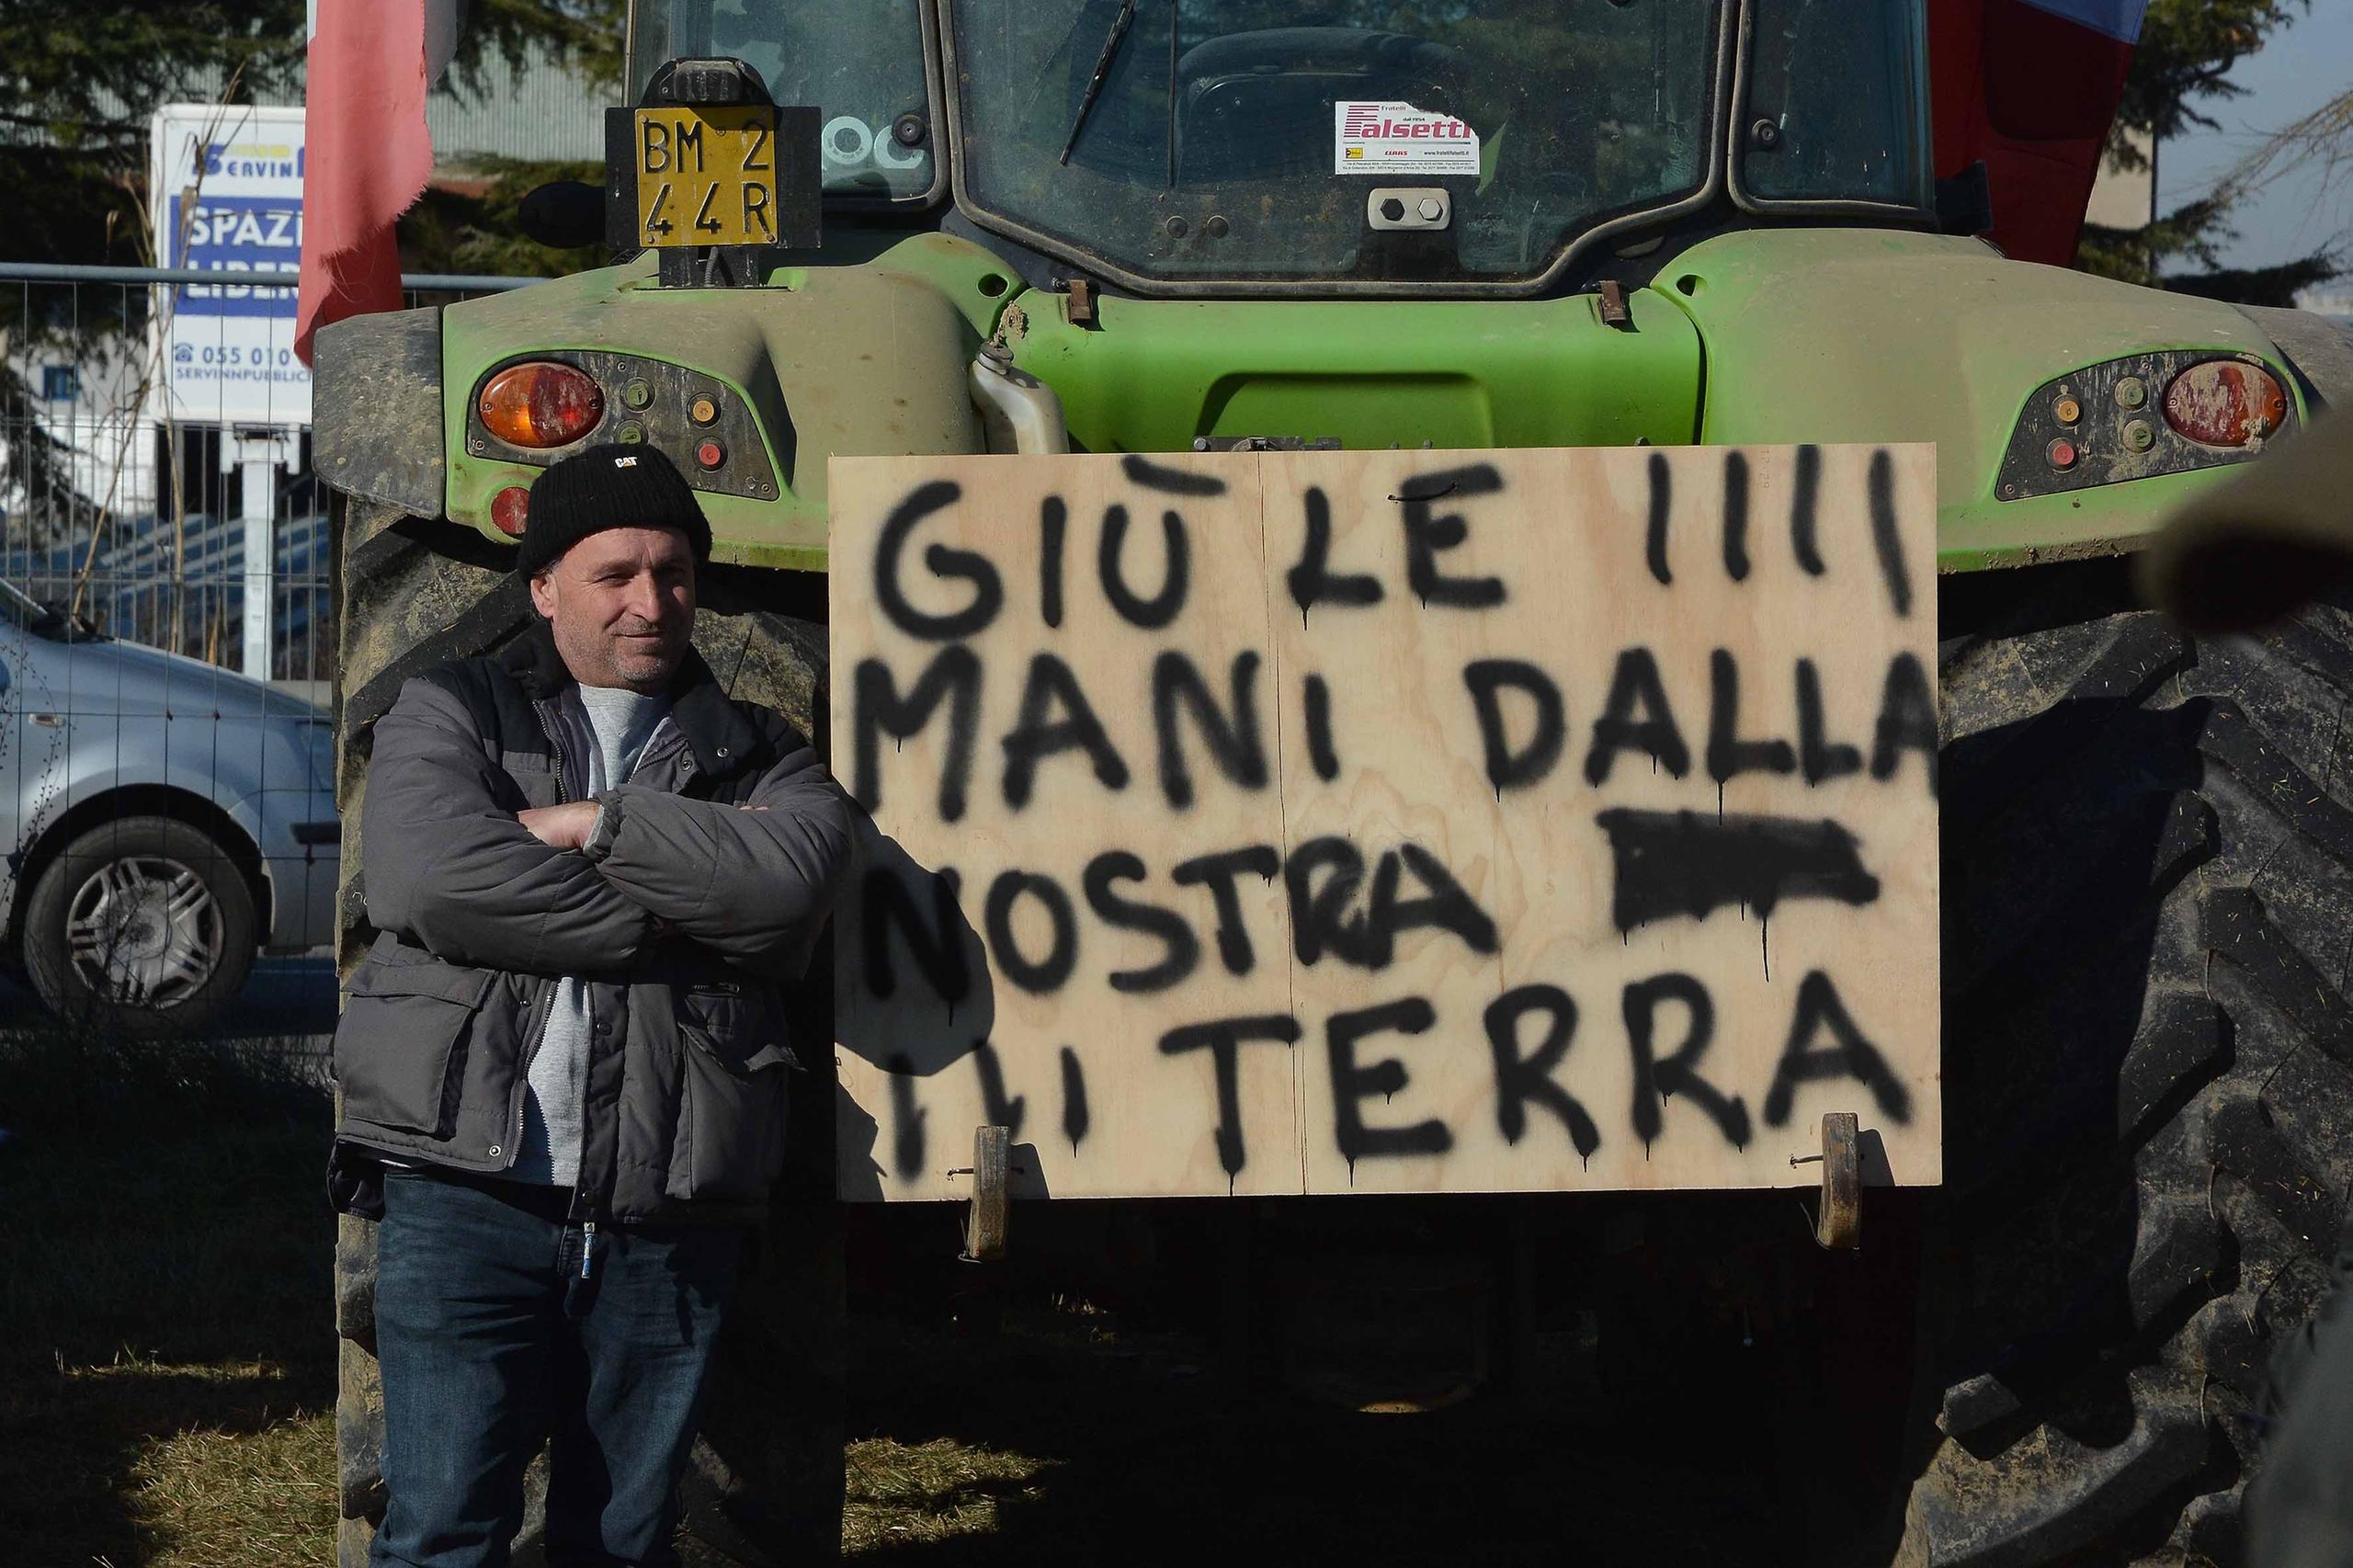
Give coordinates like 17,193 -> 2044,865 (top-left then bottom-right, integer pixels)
174,344 -> 301,369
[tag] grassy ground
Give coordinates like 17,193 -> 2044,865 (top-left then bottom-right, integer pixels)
0,1025 -> 1104,1568
1,1024 -> 1821,1566
825,1301 -> 1803,1567
0,1025 -> 338,1566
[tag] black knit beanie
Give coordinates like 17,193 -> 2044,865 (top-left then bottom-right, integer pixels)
514,444 -> 712,577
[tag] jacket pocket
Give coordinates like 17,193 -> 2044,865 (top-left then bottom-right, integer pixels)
665,984 -> 792,1202
335,945 -> 497,1139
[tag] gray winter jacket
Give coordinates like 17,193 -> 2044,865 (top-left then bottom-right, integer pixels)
328,622 -> 851,1225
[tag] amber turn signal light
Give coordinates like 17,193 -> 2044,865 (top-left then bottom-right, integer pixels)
2162,360 -> 2287,449
491,485 -> 531,536
478,362 -> 604,449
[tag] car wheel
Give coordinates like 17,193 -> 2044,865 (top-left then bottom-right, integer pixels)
22,814 -> 258,1039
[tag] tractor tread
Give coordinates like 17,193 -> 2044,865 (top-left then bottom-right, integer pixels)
1904,564 -> 2353,1566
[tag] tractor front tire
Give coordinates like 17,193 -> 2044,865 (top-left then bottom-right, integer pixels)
1902,560 -> 2353,1566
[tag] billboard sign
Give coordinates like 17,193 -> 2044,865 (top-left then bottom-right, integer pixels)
149,104 -> 311,427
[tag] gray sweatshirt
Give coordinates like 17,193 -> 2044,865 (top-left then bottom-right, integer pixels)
509,683 -> 670,1187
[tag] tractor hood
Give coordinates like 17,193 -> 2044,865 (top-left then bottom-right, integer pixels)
1662,228 -> 2314,569
415,225 -> 2325,578
999,285 -> 1701,456
429,230 -> 1702,569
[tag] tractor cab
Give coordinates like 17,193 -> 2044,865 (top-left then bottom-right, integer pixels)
622,0 -> 1931,293
381,0 -> 2306,576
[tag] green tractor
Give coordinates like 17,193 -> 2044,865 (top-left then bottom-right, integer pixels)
313,1 -> 2353,1562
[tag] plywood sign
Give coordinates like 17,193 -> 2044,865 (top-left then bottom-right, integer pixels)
828,445 -> 1938,1202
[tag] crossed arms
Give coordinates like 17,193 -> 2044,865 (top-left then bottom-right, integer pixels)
360,676 -> 851,977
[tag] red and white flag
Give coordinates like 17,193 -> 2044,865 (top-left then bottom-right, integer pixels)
1928,0 -> 2149,267
293,0 -> 459,363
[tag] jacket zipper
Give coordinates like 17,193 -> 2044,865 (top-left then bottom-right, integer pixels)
534,698 -> 572,803
500,698 -> 576,1174
517,695 -> 679,1230
642,713 -> 679,775
502,979 -> 558,1170
531,691 -> 620,1247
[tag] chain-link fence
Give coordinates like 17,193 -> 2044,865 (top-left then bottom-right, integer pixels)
1,262 -> 529,1033
3,263 -> 527,692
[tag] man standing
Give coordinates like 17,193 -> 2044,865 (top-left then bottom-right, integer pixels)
329,445 -> 851,1567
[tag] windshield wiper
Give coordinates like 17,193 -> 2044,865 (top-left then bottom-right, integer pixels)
1058,0 -> 1140,165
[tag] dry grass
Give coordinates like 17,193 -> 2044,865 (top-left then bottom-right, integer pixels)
5,1355 -> 335,1568
0,1023 -> 335,1567
122,1369 -> 336,1564
844,1437 -> 1052,1553
0,1017 -> 1086,1568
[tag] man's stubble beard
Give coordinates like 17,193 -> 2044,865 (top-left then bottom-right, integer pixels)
555,617 -> 687,693
607,627 -> 687,690
611,642 -> 684,688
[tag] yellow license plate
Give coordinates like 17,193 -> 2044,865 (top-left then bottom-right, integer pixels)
632,105 -> 780,247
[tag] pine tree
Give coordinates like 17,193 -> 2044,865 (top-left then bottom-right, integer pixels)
2080,0 -> 2344,300
0,2 -> 613,537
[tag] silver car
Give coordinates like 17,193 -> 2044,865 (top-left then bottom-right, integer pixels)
1,579 -> 339,1035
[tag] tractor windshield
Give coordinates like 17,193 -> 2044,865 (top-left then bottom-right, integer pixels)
947,0 -> 1930,289
630,0 -> 937,199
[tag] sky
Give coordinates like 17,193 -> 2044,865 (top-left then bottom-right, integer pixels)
2155,2 -> 2353,278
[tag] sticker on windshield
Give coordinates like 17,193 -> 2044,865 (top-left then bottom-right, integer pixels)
1335,101 -> 1479,176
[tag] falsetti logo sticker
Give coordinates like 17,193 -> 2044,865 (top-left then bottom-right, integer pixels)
1335,100 -> 1479,176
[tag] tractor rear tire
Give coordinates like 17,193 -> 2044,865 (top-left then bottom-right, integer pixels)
1901,558 -> 2353,1565
327,495 -> 844,1566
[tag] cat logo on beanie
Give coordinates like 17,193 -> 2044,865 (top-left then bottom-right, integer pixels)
614,456 -> 639,469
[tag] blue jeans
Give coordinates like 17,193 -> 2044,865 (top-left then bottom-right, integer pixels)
369,1170 -> 743,1568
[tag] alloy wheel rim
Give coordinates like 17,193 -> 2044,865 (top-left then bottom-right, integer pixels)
63,854 -> 224,1008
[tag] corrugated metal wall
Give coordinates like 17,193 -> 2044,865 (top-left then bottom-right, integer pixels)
425,40 -> 613,165
80,40 -> 613,170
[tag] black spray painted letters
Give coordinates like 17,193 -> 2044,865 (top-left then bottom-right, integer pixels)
841,446 -> 1936,1197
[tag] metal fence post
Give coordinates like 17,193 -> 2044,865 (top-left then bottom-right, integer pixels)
229,427 -> 294,678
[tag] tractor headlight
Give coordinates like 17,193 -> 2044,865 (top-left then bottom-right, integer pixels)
2161,359 -> 2289,449
1995,350 -> 2299,502
463,351 -> 780,503
477,362 -> 606,449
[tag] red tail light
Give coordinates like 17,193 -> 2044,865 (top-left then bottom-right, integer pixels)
2162,360 -> 2287,448
491,485 -> 531,536
478,362 -> 604,449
